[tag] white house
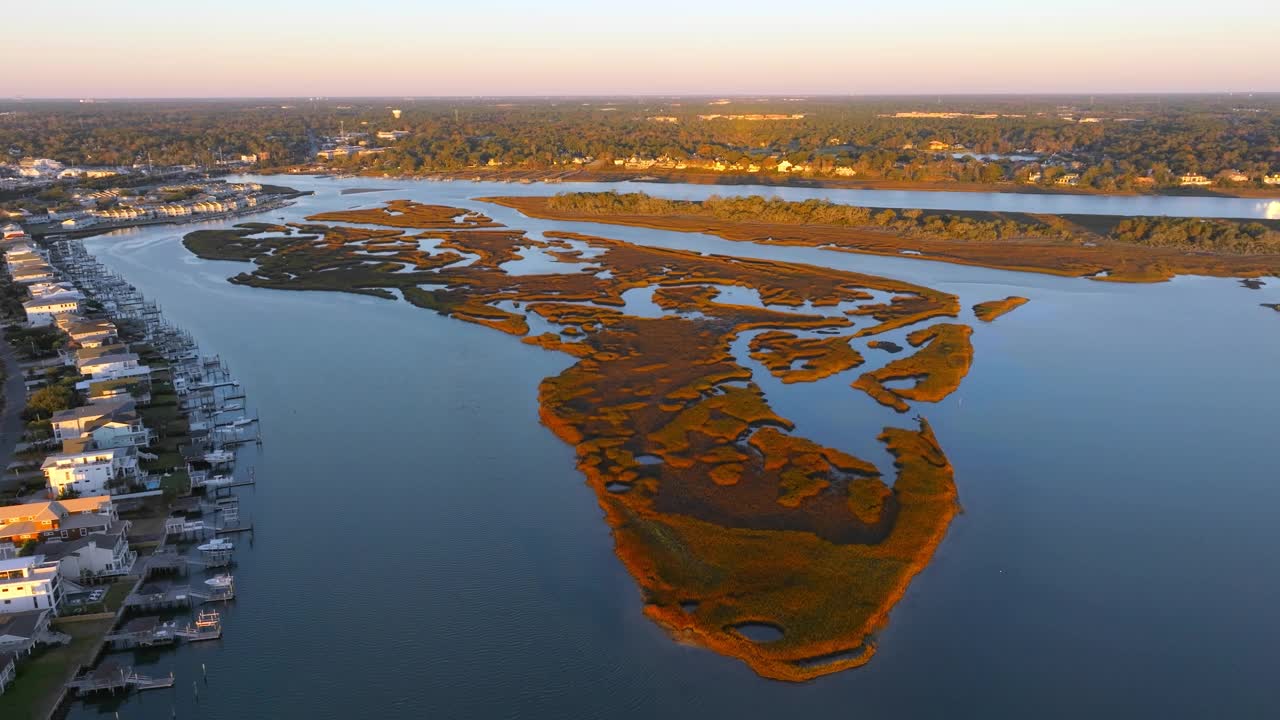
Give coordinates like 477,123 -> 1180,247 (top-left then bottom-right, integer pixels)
75,351 -> 148,381
12,265 -> 56,285
22,293 -> 80,326
0,556 -> 65,615
42,448 -> 140,498
37,529 -> 136,580
1178,174 -> 1212,186
1263,174 -> 1280,186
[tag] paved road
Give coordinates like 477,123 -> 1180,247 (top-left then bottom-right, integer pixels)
0,325 -> 28,484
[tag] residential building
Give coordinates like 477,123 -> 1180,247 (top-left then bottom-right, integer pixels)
1178,174 -> 1212,186
0,496 -> 117,545
37,529 -> 136,580
0,610 -> 51,655
0,556 -> 65,615
1055,173 -> 1081,186
42,448 -> 140,498
376,130 -> 410,140
51,398 -> 136,442
1263,174 -> 1280,186
22,293 -> 80,325
75,350 -> 148,381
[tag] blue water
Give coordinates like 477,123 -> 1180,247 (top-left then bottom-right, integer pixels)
64,176 -> 1280,719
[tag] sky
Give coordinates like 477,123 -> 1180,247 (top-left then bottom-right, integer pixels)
2,0 -> 1277,97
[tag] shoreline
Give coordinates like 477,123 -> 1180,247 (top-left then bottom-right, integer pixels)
484,196 -> 1280,283
279,166 -> 1280,200
0,235 -> 262,718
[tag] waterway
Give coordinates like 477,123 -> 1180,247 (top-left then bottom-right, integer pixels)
66,176 -> 1280,719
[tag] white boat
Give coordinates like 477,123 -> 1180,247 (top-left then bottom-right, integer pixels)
229,417 -> 254,428
197,538 -> 234,552
204,574 -> 234,589
203,450 -> 235,464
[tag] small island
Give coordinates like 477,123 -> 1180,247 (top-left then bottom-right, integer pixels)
183,199 -> 973,681
973,296 -> 1030,322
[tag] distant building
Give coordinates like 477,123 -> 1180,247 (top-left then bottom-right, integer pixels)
1055,173 -> 1081,186
0,496 -> 117,545
376,130 -> 410,141
1262,174 -> 1280,186
1178,174 -> 1212,186
37,529 -> 136,580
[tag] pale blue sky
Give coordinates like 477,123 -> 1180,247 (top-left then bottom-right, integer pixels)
2,0 -> 1276,97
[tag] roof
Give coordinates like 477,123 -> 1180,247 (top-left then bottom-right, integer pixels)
0,497 -> 110,525
36,530 -> 121,560
57,513 -> 113,532
0,610 -> 49,640
51,398 -> 134,425
23,293 -> 79,309
41,447 -> 125,468
77,352 -> 139,368
0,556 -> 41,573
0,521 -> 38,541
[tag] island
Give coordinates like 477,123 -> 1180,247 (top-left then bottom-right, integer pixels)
484,193 -> 1280,283
973,296 -> 1030,322
183,199 -> 974,681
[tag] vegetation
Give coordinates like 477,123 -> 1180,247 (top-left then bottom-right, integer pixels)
181,199 -> 977,680
495,194 -> 1280,282
1110,217 -> 1280,254
546,191 -> 1069,241
2,96 -> 1278,193
6,325 -> 69,360
973,296 -> 1030,322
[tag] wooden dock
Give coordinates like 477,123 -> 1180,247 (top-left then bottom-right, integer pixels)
67,662 -> 175,695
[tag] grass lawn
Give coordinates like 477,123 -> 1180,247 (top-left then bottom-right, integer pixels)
0,618 -> 114,720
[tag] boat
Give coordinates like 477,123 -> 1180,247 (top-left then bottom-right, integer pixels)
197,538 -> 234,552
203,450 -> 235,464
204,574 -> 234,589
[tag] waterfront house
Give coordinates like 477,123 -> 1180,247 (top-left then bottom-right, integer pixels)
376,130 -> 410,140
0,610 -> 51,655
51,398 -> 136,442
75,349 -> 148,381
0,556 -> 65,615
37,528 -> 136,580
22,292 -> 80,326
1263,174 -> 1280,185
0,496 -> 117,545
42,448 -> 140,498
12,264 -> 57,286
60,318 -> 119,349
1055,173 -> 1081,186
1178,173 -> 1212,186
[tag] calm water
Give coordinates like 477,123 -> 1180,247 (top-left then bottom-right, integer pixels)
66,177 -> 1280,719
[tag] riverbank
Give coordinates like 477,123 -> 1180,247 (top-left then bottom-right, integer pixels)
485,195 -> 1280,283
0,233 -> 260,718
279,165 -> 1280,200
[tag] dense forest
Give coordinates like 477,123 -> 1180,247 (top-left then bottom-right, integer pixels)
1110,217 -> 1280,253
1,96 -> 1277,191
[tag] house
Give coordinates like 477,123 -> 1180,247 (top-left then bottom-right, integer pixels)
12,265 -> 56,286
1224,170 -> 1250,183
833,167 -> 858,177
376,130 -> 409,140
926,140 -> 951,151
0,610 -> 51,655
42,448 -> 140,498
51,398 -> 135,442
0,496 -> 117,545
1178,174 -> 1212,186
60,318 -> 118,349
1055,173 -> 1081,186
1025,171 -> 1042,183
88,376 -> 152,404
1263,174 -> 1280,186
1,224 -> 25,240
22,293 -> 80,326
75,350 -> 147,381
37,529 -> 136,580
0,556 -> 65,615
